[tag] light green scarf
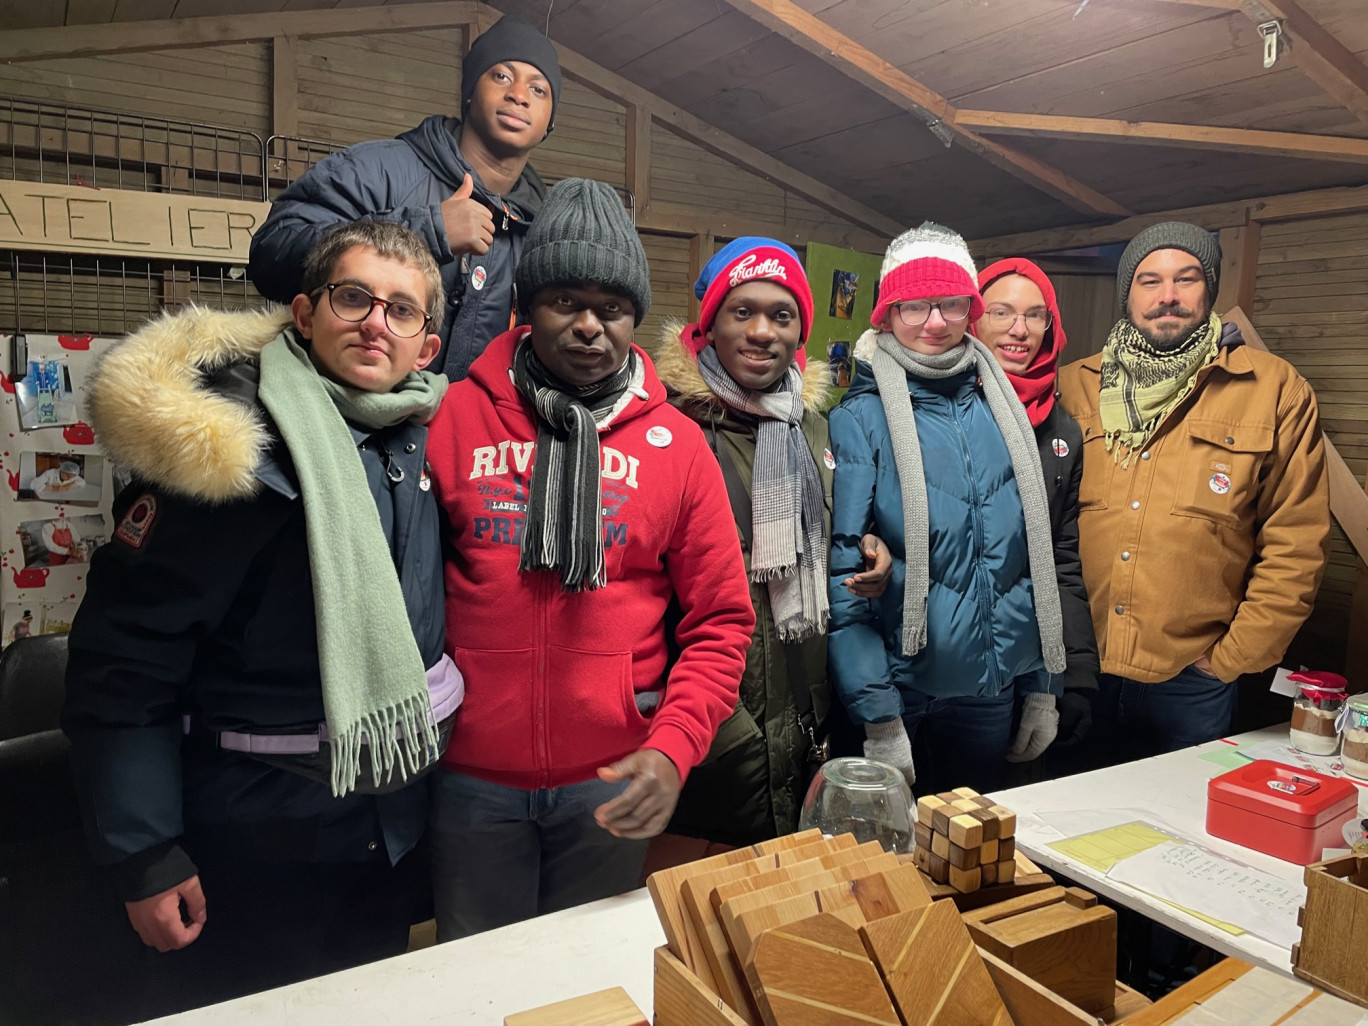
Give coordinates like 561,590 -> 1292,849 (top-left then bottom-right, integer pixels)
257,329 -> 448,797
1099,311 -> 1221,467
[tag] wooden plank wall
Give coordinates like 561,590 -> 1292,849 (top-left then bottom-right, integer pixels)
1253,212 -> 1368,660
1052,275 -> 1115,362
0,22 -> 879,338
0,43 -> 271,136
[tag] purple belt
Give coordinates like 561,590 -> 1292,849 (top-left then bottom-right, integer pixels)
191,655 -> 464,756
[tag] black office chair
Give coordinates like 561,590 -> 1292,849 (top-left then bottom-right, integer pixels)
0,632 -> 70,741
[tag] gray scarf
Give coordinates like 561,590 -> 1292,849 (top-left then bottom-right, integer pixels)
868,332 -> 1065,674
696,346 -> 828,641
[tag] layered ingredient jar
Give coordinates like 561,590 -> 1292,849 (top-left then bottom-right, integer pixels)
1288,671 -> 1347,756
1343,694 -> 1368,781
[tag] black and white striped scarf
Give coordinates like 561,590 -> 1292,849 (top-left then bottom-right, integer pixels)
512,338 -> 640,592
696,346 -> 828,642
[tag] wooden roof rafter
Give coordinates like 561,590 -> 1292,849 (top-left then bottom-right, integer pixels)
1146,0 -> 1368,126
718,0 -> 1134,219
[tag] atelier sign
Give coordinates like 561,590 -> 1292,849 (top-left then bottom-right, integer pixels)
0,180 -> 271,263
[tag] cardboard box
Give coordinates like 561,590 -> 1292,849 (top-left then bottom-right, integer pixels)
1292,853 -> 1368,1005
1206,760 -> 1358,865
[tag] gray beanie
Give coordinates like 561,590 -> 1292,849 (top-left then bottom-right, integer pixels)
515,178 -> 651,326
1116,221 -> 1221,310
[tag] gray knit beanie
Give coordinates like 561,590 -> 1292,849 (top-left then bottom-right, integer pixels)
1116,221 -> 1221,310
515,178 -> 651,325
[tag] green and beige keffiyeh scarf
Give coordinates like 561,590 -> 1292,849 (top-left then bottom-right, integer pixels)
1099,312 -> 1221,467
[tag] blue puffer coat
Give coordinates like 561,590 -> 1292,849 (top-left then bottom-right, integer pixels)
827,360 -> 1048,726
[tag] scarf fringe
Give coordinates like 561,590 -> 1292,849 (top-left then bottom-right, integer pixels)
328,693 -> 440,799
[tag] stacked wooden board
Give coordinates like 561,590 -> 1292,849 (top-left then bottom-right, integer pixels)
647,827 -> 1138,1026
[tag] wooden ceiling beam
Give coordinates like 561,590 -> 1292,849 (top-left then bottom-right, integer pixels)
954,109 -> 1368,163
1147,0 -> 1368,125
719,0 -> 1132,218
0,1 -> 479,60
970,180 -> 1368,257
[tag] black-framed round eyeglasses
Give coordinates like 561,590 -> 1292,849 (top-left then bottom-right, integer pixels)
318,282 -> 431,338
983,306 -> 1053,332
894,297 -> 973,327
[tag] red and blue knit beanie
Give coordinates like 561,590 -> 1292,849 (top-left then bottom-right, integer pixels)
870,222 -> 984,329
679,236 -> 814,367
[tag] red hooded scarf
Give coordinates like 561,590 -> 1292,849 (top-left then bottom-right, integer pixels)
977,258 -> 1067,429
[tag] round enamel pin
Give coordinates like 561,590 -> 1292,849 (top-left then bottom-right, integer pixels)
646,425 -> 673,448
823,448 -> 836,469
1051,438 -> 1070,458
1209,472 -> 1231,495
470,265 -> 487,291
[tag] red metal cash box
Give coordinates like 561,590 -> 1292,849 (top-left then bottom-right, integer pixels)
1206,760 -> 1359,865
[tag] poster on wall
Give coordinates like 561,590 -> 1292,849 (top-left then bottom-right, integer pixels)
1,332 -> 120,648
804,242 -> 884,405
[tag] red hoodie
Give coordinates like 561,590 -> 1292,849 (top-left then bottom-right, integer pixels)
426,327 -> 755,790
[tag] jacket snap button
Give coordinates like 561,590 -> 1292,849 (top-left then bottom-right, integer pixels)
1140,451 -> 1151,460
1114,605 -> 1125,615
405,443 -> 417,453
367,841 -> 378,852
1225,436 -> 1235,445
1130,500 -> 1140,510
1121,551 -> 1131,561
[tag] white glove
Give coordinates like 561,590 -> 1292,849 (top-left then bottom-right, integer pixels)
863,719 -> 915,787
1006,692 -> 1060,763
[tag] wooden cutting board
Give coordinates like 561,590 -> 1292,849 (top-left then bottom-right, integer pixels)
503,987 -> 649,1026
861,899 -> 1017,1026
747,913 -> 902,1026
647,830 -> 822,974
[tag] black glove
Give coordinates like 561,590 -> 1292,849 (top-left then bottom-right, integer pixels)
1053,689 -> 1093,748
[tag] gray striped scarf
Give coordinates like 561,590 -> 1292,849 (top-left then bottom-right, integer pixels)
866,330 -> 1066,673
512,338 -> 642,592
696,346 -> 828,642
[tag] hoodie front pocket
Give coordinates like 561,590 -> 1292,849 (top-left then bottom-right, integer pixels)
544,646 -> 642,770
448,647 -> 536,772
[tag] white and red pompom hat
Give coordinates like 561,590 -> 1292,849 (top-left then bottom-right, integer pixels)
869,221 -> 984,329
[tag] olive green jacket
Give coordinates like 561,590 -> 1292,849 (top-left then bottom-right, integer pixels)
652,323 -> 833,843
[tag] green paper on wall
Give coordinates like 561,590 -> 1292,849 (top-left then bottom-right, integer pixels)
804,241 -> 884,407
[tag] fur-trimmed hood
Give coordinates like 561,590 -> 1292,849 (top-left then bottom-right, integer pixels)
87,305 -> 293,504
650,318 -> 830,417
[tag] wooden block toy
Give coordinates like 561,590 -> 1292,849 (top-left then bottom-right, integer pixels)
913,822 -> 933,850
917,794 -> 947,827
748,914 -> 901,1026
947,841 -> 980,870
981,838 -> 1000,863
504,987 -> 648,1026
982,860 -> 998,886
931,803 -> 955,837
861,900 -> 1017,1026
963,885 -> 1116,1014
971,806 -> 1001,841
951,786 -> 980,800
948,864 -> 982,892
927,852 -> 949,884
997,859 -> 1016,884
947,813 -> 983,849
989,805 -> 1017,837
930,830 -> 950,860
1000,837 -> 1016,862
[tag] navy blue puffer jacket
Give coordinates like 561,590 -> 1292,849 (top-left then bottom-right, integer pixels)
827,360 -> 1047,726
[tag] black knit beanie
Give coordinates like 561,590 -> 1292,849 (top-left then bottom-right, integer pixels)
461,16 -> 562,129
516,178 -> 651,326
1116,221 -> 1222,311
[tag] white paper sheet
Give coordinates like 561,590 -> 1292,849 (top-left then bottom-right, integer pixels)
1279,995 -> 1368,1026
1194,969 -> 1312,1025
1237,739 -> 1347,777
1105,843 -> 1305,948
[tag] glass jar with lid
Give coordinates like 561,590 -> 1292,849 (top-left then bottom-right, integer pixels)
1288,671 -> 1347,756
1341,694 -> 1368,781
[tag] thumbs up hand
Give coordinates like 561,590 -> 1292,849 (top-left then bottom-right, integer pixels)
439,172 -> 495,255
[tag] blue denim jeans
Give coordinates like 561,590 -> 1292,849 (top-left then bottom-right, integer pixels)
1088,666 -> 1238,768
429,770 -> 649,941
903,683 -> 1017,797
